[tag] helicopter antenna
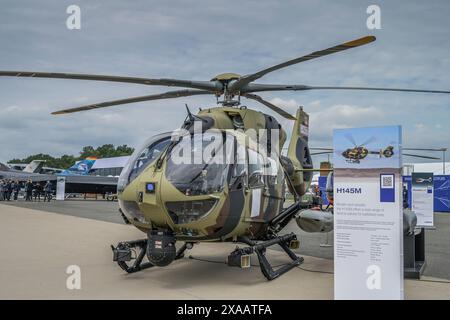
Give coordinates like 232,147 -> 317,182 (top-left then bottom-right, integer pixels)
185,104 -> 195,122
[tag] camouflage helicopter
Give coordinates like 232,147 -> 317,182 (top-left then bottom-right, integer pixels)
340,135 -> 395,164
2,35 -> 450,280
313,134 -> 438,165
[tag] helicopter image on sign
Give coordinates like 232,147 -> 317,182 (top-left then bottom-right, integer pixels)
415,177 -> 433,184
340,134 -> 395,164
2,35 -> 449,280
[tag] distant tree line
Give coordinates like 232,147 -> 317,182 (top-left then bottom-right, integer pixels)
7,144 -> 134,169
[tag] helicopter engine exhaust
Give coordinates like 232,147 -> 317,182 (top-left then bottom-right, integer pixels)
295,209 -> 333,233
146,230 -> 177,267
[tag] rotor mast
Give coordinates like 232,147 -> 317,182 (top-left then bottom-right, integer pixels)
210,73 -> 242,106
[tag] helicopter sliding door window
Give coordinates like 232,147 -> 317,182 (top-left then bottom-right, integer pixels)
248,149 -> 264,188
234,144 -> 247,177
264,157 -> 279,185
231,143 -> 248,189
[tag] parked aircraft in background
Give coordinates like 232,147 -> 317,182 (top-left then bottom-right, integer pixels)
58,158 -> 96,176
8,160 -> 63,174
0,158 -> 117,194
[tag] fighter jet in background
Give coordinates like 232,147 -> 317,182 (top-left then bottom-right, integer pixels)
0,159 -> 117,194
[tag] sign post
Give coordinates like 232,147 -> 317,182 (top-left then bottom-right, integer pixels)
411,172 -> 434,228
333,125 -> 403,300
56,177 -> 66,201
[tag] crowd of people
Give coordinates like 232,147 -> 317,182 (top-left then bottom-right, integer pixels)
0,179 -> 53,202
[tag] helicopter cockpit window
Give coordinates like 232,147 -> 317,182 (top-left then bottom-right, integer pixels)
129,138 -> 171,181
165,132 -> 231,196
117,133 -> 171,192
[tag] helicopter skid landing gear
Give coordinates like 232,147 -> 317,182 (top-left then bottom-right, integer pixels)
230,233 -> 303,281
111,239 -> 190,274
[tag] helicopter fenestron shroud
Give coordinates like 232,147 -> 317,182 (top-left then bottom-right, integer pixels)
1,35 -> 450,119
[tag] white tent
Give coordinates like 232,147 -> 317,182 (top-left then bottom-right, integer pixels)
404,162 -> 450,175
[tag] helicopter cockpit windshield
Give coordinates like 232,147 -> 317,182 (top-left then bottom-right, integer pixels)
117,133 -> 171,192
165,132 -> 233,196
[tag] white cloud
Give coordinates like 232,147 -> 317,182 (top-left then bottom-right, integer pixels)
415,123 -> 426,130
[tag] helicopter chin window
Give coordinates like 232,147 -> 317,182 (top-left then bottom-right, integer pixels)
165,132 -> 231,196
165,199 -> 217,224
118,199 -> 146,223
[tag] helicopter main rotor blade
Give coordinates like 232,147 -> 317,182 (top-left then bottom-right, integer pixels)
403,153 -> 441,160
310,147 -> 333,151
344,133 -> 357,147
0,71 -> 218,91
242,83 -> 450,94
360,136 -> 377,147
311,151 -> 333,156
403,147 -> 447,151
310,149 -> 440,160
229,35 -> 376,93
242,93 -> 296,120
51,90 -> 212,115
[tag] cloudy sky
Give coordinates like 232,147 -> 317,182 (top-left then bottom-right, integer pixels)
0,0 -> 449,165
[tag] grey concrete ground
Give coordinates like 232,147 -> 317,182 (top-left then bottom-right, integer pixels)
1,203 -> 449,300
2,199 -> 450,280
0,199 -> 124,224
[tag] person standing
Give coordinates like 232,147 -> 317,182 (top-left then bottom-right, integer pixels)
2,180 -> 7,201
43,181 -> 52,202
0,180 -> 4,201
403,185 -> 409,209
5,179 -> 12,201
13,180 -> 20,201
2,180 -> 6,201
33,182 -> 41,202
25,179 -> 33,201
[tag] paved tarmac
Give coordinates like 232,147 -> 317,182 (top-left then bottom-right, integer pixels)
2,199 -> 450,280
0,199 -> 124,224
1,203 -> 449,299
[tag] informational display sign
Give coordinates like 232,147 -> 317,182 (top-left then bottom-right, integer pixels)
318,176 -> 329,206
402,175 -> 450,212
56,177 -> 66,201
411,172 -> 434,227
434,175 -> 450,212
333,125 -> 403,300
